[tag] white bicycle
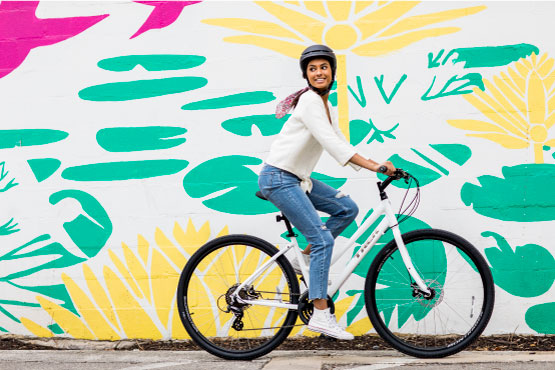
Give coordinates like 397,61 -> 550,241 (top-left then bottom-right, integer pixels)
177,169 -> 494,360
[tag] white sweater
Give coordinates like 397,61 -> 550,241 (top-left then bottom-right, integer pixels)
265,89 -> 361,192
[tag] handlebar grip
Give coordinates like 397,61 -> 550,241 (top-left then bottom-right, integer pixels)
378,165 -> 388,174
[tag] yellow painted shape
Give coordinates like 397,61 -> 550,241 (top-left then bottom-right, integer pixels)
446,119 -> 507,133
104,266 -> 162,339
530,125 -> 548,142
527,71 -> 547,124
336,54 -> 349,139
548,95 -> 555,120
62,273 -> 120,340
500,71 -> 525,98
379,6 -> 485,38
154,227 -> 184,271
109,249 -> 144,299
492,75 -> 527,119
224,35 -> 304,59
354,1 -> 419,40
333,294 -> 357,322
137,234 -> 150,266
37,296 -> 95,340
285,1 -> 300,5
352,27 -> 460,57
354,1 -> 374,14
327,1 -> 352,21
170,302 -> 190,339
187,272 -> 218,337
289,316 -> 305,337
325,24 -> 358,50
202,18 -> 303,41
255,1 -> 325,43
483,80 -> 528,130
467,133 -> 528,149
515,60 -> 531,79
507,67 -> 526,95
216,225 -> 229,237
538,57 -> 554,79
20,317 -> 54,338
83,264 -> 120,330
173,219 -> 210,257
546,111 -> 555,129
545,138 -> 555,146
349,317 -> 373,336
534,143 -> 544,163
122,243 -> 151,304
305,1 -> 327,18
463,92 -> 528,139
151,247 -> 180,327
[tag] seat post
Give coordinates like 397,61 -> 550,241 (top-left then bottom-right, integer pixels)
276,214 -> 297,238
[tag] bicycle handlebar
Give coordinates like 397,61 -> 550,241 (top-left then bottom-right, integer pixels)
378,168 -> 412,193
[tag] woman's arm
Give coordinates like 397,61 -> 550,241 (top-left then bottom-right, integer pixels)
348,153 -> 396,175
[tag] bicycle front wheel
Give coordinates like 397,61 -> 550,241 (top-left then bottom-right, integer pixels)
365,229 -> 494,358
176,234 -> 299,360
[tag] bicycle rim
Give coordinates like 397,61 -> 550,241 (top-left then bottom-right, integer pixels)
365,229 -> 494,358
177,235 -> 299,360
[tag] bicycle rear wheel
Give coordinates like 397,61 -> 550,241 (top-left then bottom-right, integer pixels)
176,234 -> 299,360
365,229 -> 494,358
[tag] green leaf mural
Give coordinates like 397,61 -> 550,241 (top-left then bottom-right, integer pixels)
49,190 -> 112,258
96,126 -> 187,152
221,114 -> 289,136
27,158 -> 61,182
0,218 -> 19,236
61,160 -> 189,181
461,164 -> 555,222
183,155 -> 276,215
97,55 -> 206,72
349,119 -> 399,146
483,231 -> 555,297
378,154 -> 441,188
0,162 -> 17,192
181,91 -> 276,110
0,130 -> 68,149
526,303 -> 555,334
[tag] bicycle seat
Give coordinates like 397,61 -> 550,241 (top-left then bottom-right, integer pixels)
255,191 -> 268,201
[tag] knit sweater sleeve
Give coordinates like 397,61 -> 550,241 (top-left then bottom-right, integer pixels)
297,97 -> 358,166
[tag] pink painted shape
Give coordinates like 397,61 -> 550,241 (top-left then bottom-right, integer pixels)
131,1 -> 201,39
0,1 -> 108,79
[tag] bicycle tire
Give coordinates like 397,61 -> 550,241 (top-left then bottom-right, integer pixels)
364,229 -> 494,358
176,234 -> 300,360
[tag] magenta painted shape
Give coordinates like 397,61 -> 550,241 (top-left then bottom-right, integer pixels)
131,1 -> 201,39
0,1 -> 108,79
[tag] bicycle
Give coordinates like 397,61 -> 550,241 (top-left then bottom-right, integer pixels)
176,169 -> 494,360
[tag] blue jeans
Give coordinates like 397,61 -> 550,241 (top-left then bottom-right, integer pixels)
258,164 -> 359,300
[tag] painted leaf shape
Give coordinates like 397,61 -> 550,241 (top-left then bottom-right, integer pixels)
377,154 -> 441,188
221,114 -> 289,136
96,126 -> 187,152
526,303 -> 555,334
98,55 -> 205,71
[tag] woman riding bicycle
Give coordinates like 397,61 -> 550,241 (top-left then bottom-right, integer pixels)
258,44 -> 395,340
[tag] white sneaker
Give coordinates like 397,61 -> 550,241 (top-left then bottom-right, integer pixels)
307,308 -> 354,340
289,253 -> 310,274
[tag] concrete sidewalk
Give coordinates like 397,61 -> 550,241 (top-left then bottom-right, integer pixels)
1,350 -> 555,370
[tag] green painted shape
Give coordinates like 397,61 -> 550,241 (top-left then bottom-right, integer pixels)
428,49 -> 445,68
181,91 -> 275,110
461,163 -> 555,222
221,114 -> 289,136
62,160 -> 189,181
374,74 -> 407,104
349,119 -> 372,146
526,303 -> 555,334
0,130 -> 68,149
183,155 -> 276,215
348,76 -> 366,108
27,158 -> 61,182
0,305 -> 20,323
97,55 -> 206,72
411,148 -> 449,175
311,172 -> 347,190
377,154 -> 441,188
49,190 -> 112,259
421,73 -> 484,101
0,326 -> 7,332
345,289 -> 366,326
96,126 -> 187,152
483,231 -> 555,297
48,324 -> 64,334
0,235 -> 85,281
9,281 -> 77,314
429,144 -> 471,166
329,92 -> 337,106
78,77 -> 207,101
0,218 -> 19,235
448,43 -> 539,68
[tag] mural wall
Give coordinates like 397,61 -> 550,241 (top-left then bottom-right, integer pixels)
1,1 -> 554,340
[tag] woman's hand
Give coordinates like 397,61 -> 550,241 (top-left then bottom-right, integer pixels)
375,161 -> 396,176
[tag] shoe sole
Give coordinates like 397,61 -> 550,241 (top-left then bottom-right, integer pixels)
307,324 -> 354,340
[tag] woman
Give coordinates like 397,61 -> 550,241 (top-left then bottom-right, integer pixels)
258,45 -> 395,340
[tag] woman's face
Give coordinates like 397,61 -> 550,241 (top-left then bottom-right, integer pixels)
306,58 -> 332,91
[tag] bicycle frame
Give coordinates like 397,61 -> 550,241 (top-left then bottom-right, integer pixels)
233,187 -> 431,310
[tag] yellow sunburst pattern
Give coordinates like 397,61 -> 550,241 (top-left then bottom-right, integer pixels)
448,53 -> 555,163
203,1 -> 486,138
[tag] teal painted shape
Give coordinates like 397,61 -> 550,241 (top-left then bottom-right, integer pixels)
411,148 -> 449,175
483,231 -> 555,297
48,324 -> 64,334
345,289 -> 365,326
311,172 -> 347,189
430,144 -> 471,166
349,119 -> 372,146
377,154 -> 441,188
0,130 -> 68,149
27,158 -> 61,182
0,326 -> 7,332
421,73 -> 485,101
348,76 -> 366,108
9,281 -> 77,314
181,91 -> 275,110
374,74 -> 407,104
329,92 -> 337,106
448,43 -> 539,68
49,190 -> 112,259
221,114 -> 289,136
97,55 -> 206,71
526,303 -> 555,334
62,160 -> 189,181
461,164 -> 555,222
96,126 -> 187,152
0,305 -> 21,323
78,77 -> 207,101
183,155 -> 276,215
0,218 -> 19,235
0,234 -> 85,281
